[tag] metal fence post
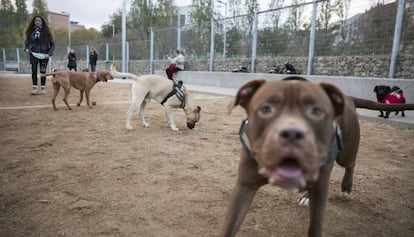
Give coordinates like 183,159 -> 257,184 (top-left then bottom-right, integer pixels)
49,57 -> 53,72
209,19 -> 215,72
106,44 -> 109,62
307,0 -> 318,75
209,0 -> 215,72
150,28 -> 154,74
177,15 -> 181,50
16,48 -> 20,72
86,45 -> 90,70
251,12 -> 258,73
2,48 -> 5,71
121,0 -> 127,72
126,41 -> 129,72
389,0 -> 405,78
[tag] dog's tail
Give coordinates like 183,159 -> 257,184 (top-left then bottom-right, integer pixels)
350,96 -> 414,111
40,72 -> 58,77
110,63 -> 140,80
40,69 -> 70,78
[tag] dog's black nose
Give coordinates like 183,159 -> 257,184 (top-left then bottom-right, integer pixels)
279,127 -> 305,144
187,122 -> 195,129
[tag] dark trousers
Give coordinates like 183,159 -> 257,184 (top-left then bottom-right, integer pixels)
165,64 -> 181,80
30,54 -> 48,86
90,64 -> 96,72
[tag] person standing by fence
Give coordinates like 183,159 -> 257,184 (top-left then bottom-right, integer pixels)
165,49 -> 185,80
67,49 -> 77,71
24,15 -> 55,95
89,47 -> 98,72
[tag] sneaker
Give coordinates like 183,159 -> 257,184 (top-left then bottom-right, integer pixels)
31,86 -> 38,95
40,86 -> 46,95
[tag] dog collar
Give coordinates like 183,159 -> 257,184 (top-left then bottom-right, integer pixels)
239,119 -> 254,160
325,121 -> 343,166
94,71 -> 100,82
238,119 -> 343,167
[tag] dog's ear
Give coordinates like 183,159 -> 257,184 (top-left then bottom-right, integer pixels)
373,85 -> 378,93
320,83 -> 346,117
228,79 -> 266,113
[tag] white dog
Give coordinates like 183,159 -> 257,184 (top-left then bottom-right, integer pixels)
110,63 -> 201,131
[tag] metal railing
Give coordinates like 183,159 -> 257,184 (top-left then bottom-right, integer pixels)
2,0 -> 412,78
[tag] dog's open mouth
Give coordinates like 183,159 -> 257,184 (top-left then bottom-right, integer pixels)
259,158 -> 306,189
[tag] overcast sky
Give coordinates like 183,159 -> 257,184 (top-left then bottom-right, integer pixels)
24,0 -> 395,30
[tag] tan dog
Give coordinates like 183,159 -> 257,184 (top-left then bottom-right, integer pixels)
42,70 -> 113,110
221,77 -> 414,237
110,63 -> 201,131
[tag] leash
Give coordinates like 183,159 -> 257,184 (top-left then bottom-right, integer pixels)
238,119 -> 343,167
393,80 -> 414,92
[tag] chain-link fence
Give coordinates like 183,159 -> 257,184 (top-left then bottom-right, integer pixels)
2,0 -> 413,78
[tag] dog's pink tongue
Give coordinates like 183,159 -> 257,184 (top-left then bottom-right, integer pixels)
277,167 -> 303,179
259,166 -> 303,184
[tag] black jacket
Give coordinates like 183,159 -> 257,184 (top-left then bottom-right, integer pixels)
89,52 -> 98,65
67,53 -> 77,68
25,27 -> 54,56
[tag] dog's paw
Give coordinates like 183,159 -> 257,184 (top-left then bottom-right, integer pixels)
170,126 -> 179,131
143,122 -> 150,128
126,125 -> 133,130
298,196 -> 310,207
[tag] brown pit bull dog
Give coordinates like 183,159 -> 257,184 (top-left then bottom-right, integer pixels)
42,70 -> 113,110
221,77 -> 414,237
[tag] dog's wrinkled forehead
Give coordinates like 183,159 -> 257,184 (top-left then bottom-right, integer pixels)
248,80 -> 320,107
232,78 -> 345,118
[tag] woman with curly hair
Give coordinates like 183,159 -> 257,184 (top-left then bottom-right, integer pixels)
24,15 -> 55,95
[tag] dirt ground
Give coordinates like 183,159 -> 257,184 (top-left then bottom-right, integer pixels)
0,74 -> 413,237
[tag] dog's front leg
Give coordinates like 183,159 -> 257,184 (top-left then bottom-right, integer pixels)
220,155 -> 266,237
163,106 -> 178,131
220,183 -> 260,237
307,163 -> 333,237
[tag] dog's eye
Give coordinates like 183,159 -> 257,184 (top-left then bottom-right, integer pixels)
307,106 -> 325,120
258,104 -> 275,118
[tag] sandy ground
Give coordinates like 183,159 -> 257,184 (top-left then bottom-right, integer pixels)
0,74 -> 413,237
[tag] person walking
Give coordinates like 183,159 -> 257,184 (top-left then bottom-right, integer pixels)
24,15 -> 55,95
89,47 -> 98,72
67,49 -> 77,71
165,49 -> 185,80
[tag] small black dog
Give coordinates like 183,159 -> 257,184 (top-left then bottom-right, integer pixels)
269,62 -> 300,74
373,85 -> 405,118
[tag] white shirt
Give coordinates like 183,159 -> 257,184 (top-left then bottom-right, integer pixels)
170,54 -> 185,70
